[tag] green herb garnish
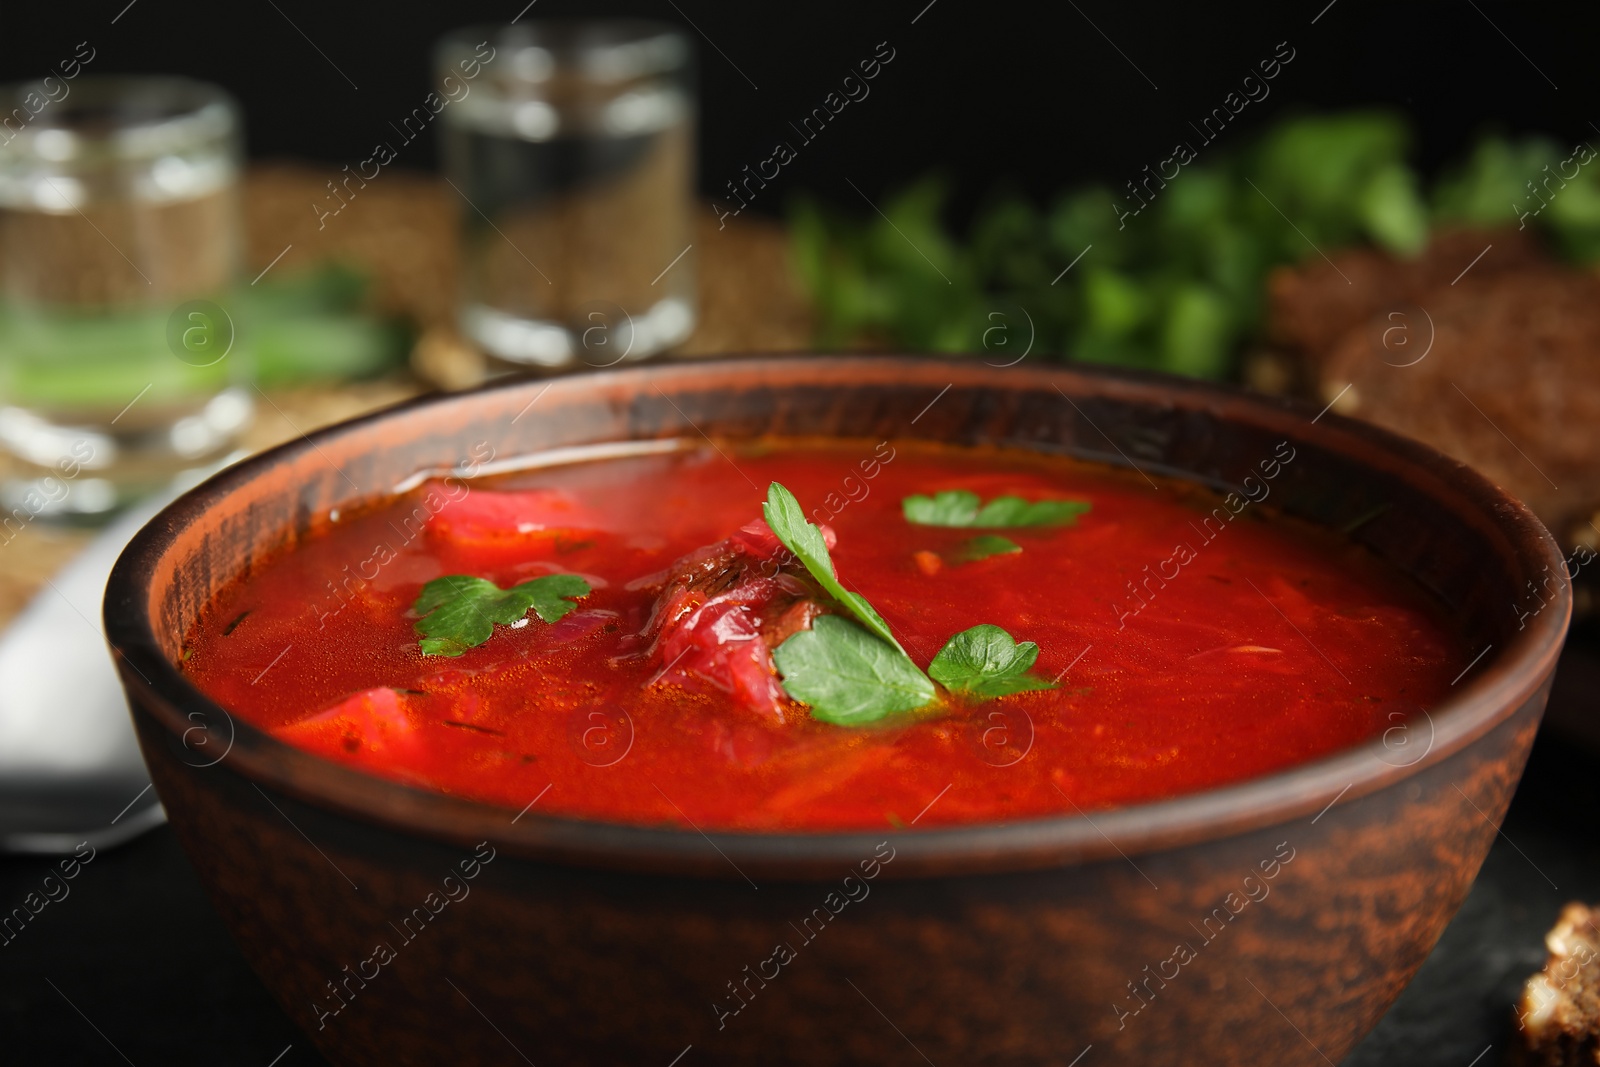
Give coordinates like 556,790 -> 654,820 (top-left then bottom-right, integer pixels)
412,574 -> 590,657
763,481 -> 930,723
763,482 -> 908,655
903,490 -> 1090,528
772,616 -> 937,725
761,481 -> 1052,726
955,534 -> 1022,562
929,624 -> 1057,698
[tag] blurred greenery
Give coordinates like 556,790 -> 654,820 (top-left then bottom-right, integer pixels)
790,111 -> 1600,379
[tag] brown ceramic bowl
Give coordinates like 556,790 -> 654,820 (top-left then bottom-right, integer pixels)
104,357 -> 1569,1066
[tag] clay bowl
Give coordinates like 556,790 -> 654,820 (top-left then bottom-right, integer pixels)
104,356 -> 1569,1066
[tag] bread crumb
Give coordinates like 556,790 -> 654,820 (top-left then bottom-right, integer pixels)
1514,901 -> 1600,1065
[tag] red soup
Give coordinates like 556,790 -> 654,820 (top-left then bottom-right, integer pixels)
182,438 -> 1464,831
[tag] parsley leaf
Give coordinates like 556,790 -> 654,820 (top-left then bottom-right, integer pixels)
904,489 -> 981,525
761,482 -> 935,723
929,624 -> 1058,698
903,490 -> 1091,528
955,534 -> 1022,562
773,616 -> 937,725
413,573 -> 590,657
763,482 -> 908,655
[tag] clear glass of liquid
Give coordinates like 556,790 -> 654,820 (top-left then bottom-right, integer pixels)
0,76 -> 252,518
435,21 -> 696,370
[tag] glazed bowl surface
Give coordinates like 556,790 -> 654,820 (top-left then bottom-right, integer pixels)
104,356 -> 1571,1066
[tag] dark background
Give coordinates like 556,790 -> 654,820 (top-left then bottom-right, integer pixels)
2,0 -> 1596,227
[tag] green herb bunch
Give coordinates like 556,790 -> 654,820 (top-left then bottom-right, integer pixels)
790,111 -> 1600,379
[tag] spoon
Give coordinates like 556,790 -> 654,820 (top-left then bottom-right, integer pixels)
0,471 -> 220,854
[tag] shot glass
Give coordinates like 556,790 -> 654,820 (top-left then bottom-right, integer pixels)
435,21 -> 696,370
0,76 -> 251,518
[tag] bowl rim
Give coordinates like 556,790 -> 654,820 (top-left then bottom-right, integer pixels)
104,356 -> 1571,879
